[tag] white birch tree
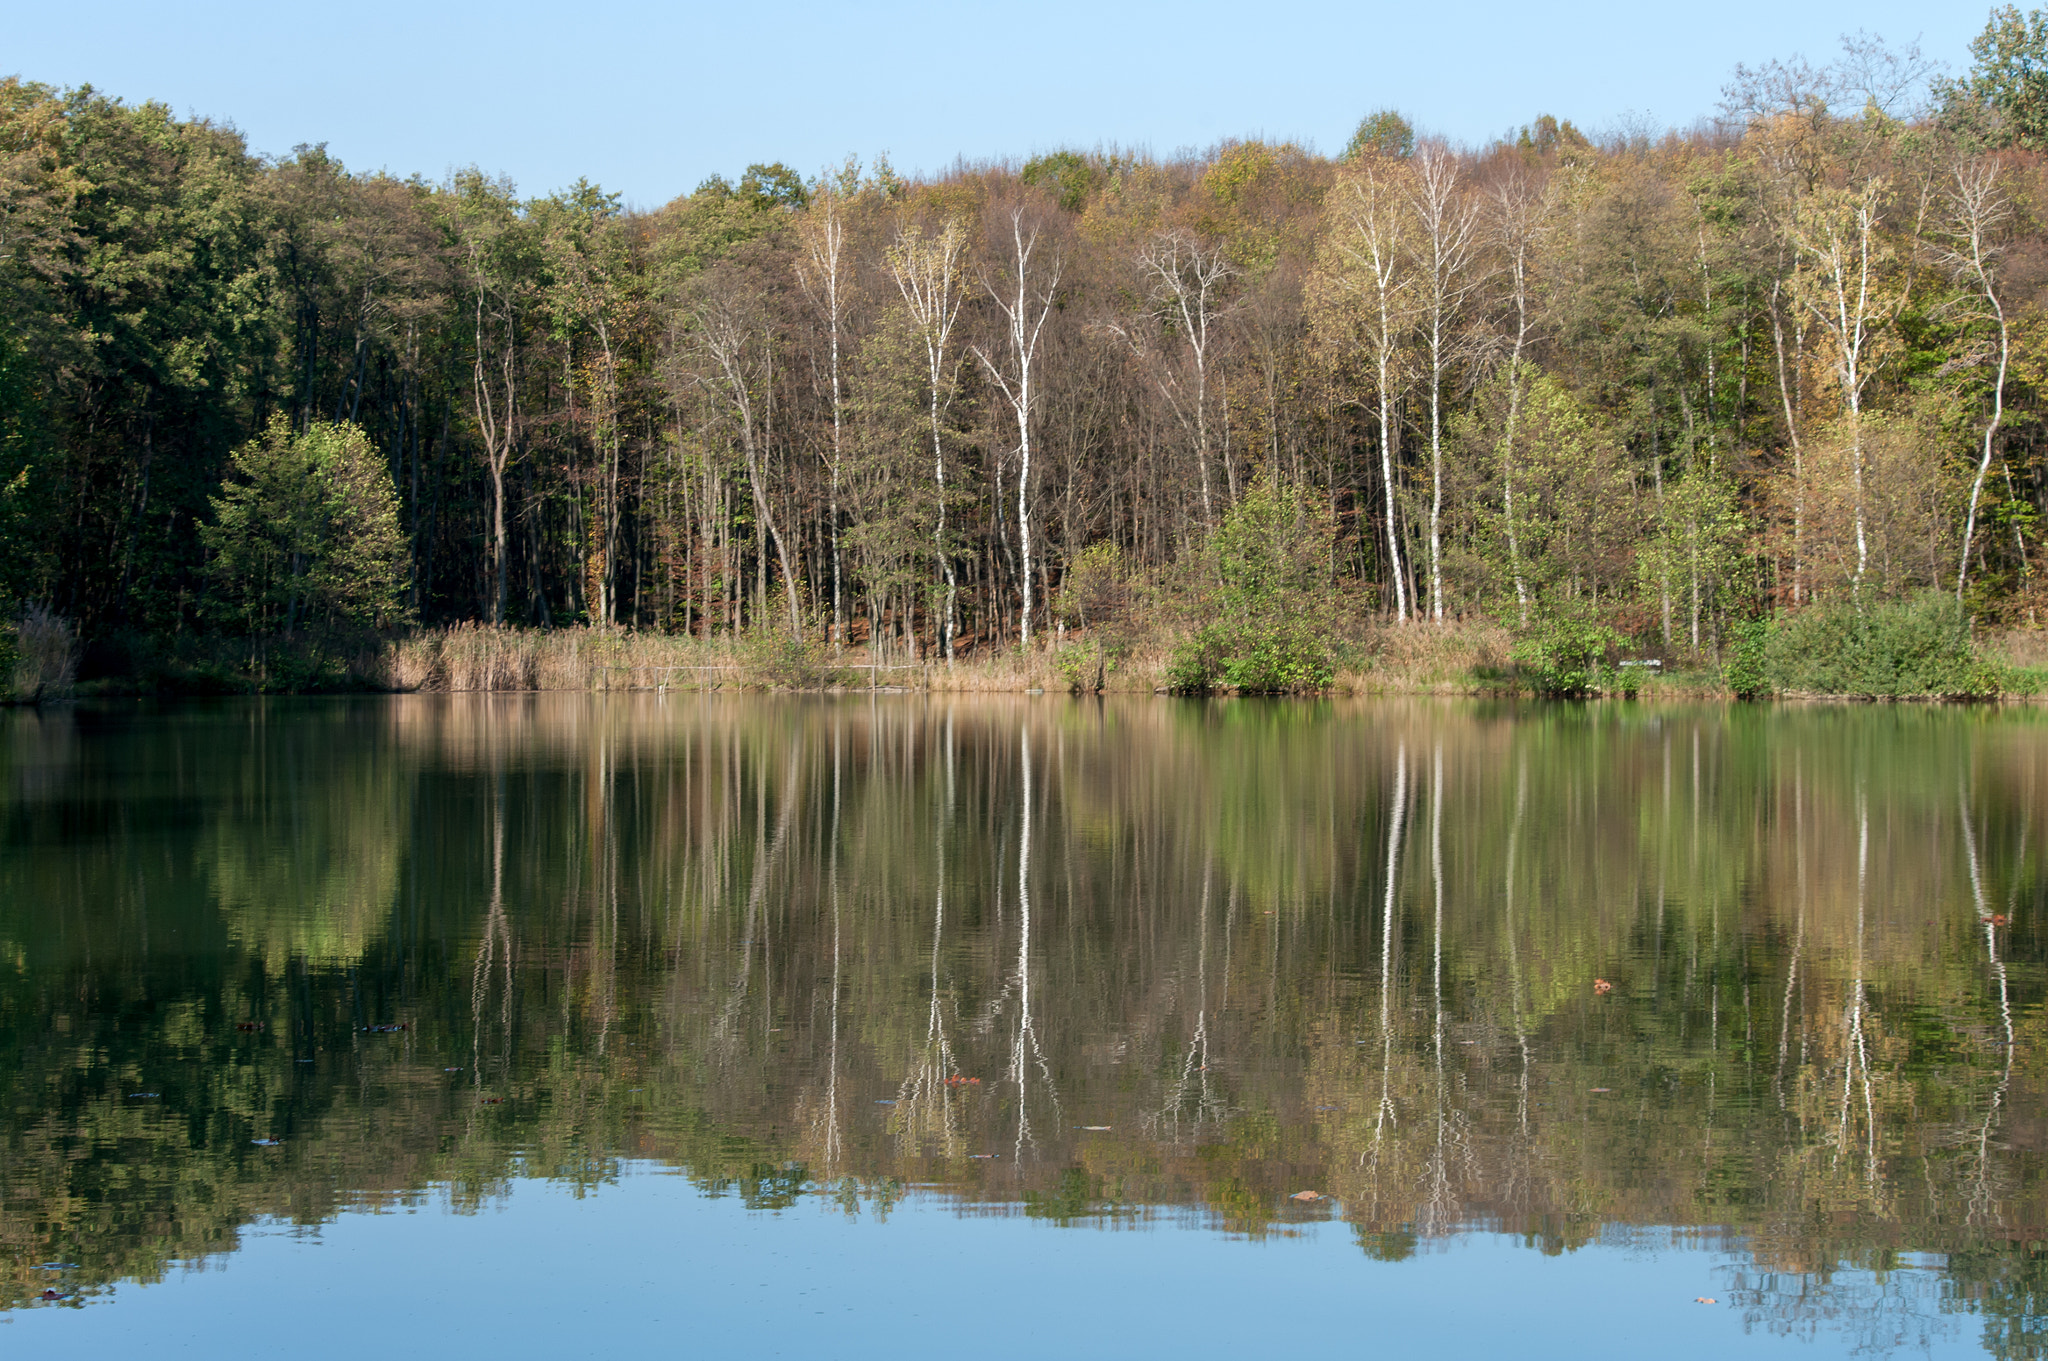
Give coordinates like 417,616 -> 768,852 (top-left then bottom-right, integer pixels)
973,207 -> 1061,649
888,218 -> 969,662
1410,145 -> 1484,622
1333,157 -> 1418,622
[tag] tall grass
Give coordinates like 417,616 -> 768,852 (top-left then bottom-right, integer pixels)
374,626 -> 1183,694
381,626 -> 754,692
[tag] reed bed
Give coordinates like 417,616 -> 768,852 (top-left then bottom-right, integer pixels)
375,625 -> 1191,694
381,625 -> 754,692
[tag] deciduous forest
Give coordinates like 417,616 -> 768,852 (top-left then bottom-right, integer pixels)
5,14 -> 2048,693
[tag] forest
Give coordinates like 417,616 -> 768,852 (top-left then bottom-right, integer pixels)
3,13 -> 2048,692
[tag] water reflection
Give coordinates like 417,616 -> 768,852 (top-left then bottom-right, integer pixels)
0,696 -> 2043,1352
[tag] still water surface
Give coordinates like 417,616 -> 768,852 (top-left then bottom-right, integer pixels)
0,696 -> 2042,1357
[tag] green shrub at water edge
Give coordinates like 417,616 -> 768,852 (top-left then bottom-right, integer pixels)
1763,591 -> 1999,697
1510,614 -> 1620,697
1723,618 -> 1771,699
1165,481 -> 1338,694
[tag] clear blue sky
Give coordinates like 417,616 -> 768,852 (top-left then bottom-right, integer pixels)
8,1 -> 1989,207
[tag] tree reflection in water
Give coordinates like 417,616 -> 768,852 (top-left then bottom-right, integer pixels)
0,696 -> 2043,1351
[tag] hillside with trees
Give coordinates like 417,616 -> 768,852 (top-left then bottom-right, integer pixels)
4,14 -> 2048,692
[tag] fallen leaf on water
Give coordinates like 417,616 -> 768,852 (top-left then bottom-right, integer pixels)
1590,1087 -> 1612,1093
1593,979 -> 1614,994
1291,1191 -> 1323,1202
1989,914 -> 2009,926
1695,1297 -> 1717,1304
480,1097 -> 504,1105
1080,1125 -> 1112,1131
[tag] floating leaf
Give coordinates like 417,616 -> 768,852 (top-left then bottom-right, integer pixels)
235,1021 -> 264,1032
1291,1190 -> 1324,1201
1694,1296 -> 1717,1304
1079,1125 -> 1111,1131
1590,1087 -> 1611,1093
1593,979 -> 1614,994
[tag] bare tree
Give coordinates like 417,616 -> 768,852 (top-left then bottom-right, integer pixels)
1487,168 -> 1548,625
1135,227 -> 1239,524
973,205 -> 1062,649
1410,145 -> 1485,622
795,186 -> 849,647
888,218 -> 969,662
1791,176 -> 1897,593
692,267 -> 804,640
452,175 -> 524,626
1938,155 -> 2016,598
1334,156 -> 1418,622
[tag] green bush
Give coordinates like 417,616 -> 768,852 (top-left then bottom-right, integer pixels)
1165,624 -> 1231,693
1220,623 -> 1334,693
1764,591 -> 1999,698
1166,481 -> 1338,694
1510,613 -> 1620,697
1723,618 -> 1771,700
1056,639 -> 1115,693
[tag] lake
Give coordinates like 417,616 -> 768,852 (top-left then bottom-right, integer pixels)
0,695 -> 2041,1358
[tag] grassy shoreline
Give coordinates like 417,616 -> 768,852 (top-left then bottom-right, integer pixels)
44,617 -> 2048,703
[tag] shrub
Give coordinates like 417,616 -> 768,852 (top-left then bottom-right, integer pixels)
741,630 -> 844,689
1764,591 -> 2000,698
1056,639 -> 1114,693
1510,613 -> 1620,697
1723,618 -> 1771,699
1167,481 -> 1338,694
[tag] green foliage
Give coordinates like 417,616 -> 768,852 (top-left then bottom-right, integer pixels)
1723,617 -> 1771,699
1055,639 -> 1112,693
1167,481 -> 1338,694
1764,592 -> 2002,697
1344,109 -> 1414,160
201,417 -> 410,636
1020,151 -> 1096,212
1510,612 -> 1621,697
1938,5 -> 2048,147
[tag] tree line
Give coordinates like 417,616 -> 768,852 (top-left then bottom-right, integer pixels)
4,14 -> 2048,664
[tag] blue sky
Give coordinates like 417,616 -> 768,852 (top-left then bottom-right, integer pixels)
9,1 -> 1989,207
